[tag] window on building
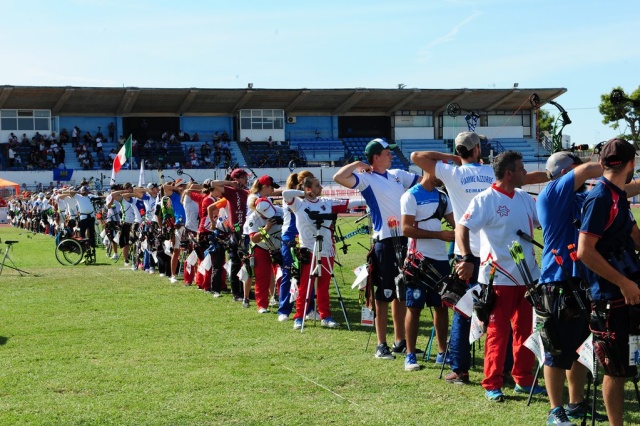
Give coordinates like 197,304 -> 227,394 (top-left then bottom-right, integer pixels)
240,109 -> 284,130
0,109 -> 50,131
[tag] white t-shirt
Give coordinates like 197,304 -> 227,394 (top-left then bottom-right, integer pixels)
73,193 -> 95,215
435,161 -> 495,256
183,195 -> 199,232
120,197 -> 136,224
284,193 -> 348,257
246,207 -> 283,251
400,184 -> 452,261
351,169 -> 419,241
458,184 -> 540,286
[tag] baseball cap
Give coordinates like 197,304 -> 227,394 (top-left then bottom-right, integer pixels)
600,138 -> 636,167
146,182 -> 159,190
545,152 -> 580,180
202,178 -> 213,186
364,138 -> 397,158
80,186 -> 90,193
254,197 -> 276,219
455,132 -> 480,151
258,175 -> 280,189
230,168 -> 248,179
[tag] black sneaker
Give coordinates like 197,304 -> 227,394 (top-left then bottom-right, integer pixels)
391,339 -> 424,355
375,343 -> 395,360
565,401 -> 608,422
242,298 -> 250,309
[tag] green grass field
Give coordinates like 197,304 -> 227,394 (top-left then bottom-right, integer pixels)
1,218 -> 640,425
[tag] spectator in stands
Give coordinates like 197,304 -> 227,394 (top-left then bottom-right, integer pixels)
221,131 -> 230,143
244,136 -> 252,145
268,136 -> 273,148
8,147 -> 16,167
200,141 -> 211,157
60,128 -> 69,145
108,122 -> 115,142
109,149 -> 117,162
118,135 -> 125,148
33,132 -> 43,143
58,146 -> 66,166
83,131 -> 94,147
8,133 -> 18,144
191,132 -> 199,142
71,126 -> 80,147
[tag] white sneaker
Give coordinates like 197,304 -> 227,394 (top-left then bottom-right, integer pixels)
269,297 -> 278,307
124,262 -> 130,267
212,292 -> 221,298
278,314 -> 289,322
110,254 -> 119,260
306,311 -> 321,321
321,317 -> 339,328
159,273 -> 166,277
169,276 -> 178,284
148,268 -> 155,274
257,308 -> 269,314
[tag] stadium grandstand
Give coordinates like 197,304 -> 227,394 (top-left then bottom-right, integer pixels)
0,85 -> 566,188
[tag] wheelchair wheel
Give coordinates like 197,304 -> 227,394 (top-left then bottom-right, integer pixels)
84,247 -> 96,265
55,238 -> 84,266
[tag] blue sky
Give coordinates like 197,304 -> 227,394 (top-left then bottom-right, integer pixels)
2,0 -> 639,146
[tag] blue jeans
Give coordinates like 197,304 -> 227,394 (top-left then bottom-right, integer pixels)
449,256 -> 480,373
278,242 -> 295,316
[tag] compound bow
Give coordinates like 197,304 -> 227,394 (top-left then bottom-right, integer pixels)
530,93 -> 571,153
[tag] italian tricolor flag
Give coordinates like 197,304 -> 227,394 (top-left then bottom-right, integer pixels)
113,135 -> 132,174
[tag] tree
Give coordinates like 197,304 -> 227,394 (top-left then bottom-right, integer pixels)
538,109 -> 555,134
599,86 -> 640,149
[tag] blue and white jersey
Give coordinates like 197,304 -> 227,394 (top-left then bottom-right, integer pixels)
435,161 -> 495,256
400,184 -> 452,261
281,203 -> 298,242
351,169 -> 419,241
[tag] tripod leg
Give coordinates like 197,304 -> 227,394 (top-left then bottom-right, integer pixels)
526,364 -> 541,406
301,244 -> 320,333
439,341 -> 450,379
582,372 -> 592,426
424,307 -> 435,361
326,261 -> 350,330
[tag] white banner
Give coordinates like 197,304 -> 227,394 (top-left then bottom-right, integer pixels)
576,334 -> 594,377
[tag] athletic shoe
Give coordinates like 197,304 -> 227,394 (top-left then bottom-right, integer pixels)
242,298 -> 250,309
278,314 -> 289,322
444,371 -> 470,385
404,353 -> 421,371
269,297 -> 278,307
321,317 -> 338,328
547,406 -> 576,426
124,261 -> 130,267
435,351 -> 451,365
375,343 -> 395,360
159,273 -> 166,277
131,265 -> 137,271
233,296 -> 244,302
564,401 -> 608,422
293,318 -> 303,330
212,292 -> 221,298
305,311 -> 321,321
257,308 -> 269,314
485,388 -> 504,402
110,254 -> 119,260
514,383 -> 547,396
390,340 -> 424,355
169,276 -> 178,284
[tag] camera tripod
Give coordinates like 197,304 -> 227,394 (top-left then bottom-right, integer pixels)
300,214 -> 351,332
0,240 -> 32,276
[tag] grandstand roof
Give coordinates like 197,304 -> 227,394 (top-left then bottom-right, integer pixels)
0,85 -> 566,117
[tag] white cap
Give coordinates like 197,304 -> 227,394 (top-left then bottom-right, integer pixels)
254,197 -> 276,219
